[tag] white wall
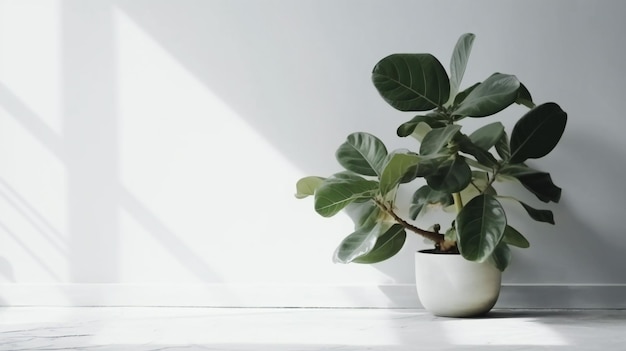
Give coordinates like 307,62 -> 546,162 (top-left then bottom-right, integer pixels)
0,0 -> 625,307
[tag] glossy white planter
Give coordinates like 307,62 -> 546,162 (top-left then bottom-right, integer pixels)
414,250 -> 501,317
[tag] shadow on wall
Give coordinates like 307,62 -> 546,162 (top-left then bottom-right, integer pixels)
0,1 -> 225,304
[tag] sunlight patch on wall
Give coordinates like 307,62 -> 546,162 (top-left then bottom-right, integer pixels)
112,8 -> 384,285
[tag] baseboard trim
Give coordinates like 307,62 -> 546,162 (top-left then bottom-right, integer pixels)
1,283 -> 625,308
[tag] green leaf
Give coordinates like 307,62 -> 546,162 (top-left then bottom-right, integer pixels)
501,165 -> 562,203
452,73 -> 520,117
333,222 -> 387,264
515,83 -> 535,108
336,132 -> 388,176
420,125 -> 462,155
456,194 -> 507,262
489,241 -> 512,271
314,176 -> 379,217
458,135 -> 499,168
397,115 -> 446,138
409,185 -> 454,220
295,176 -> 325,199
448,33 -> 475,104
344,200 -> 380,228
495,131 -> 511,161
353,225 -> 407,264
453,82 -> 480,106
516,200 -> 555,224
425,157 -> 472,193
510,102 -> 567,164
502,225 -> 530,248
379,152 -> 450,194
372,53 -> 450,111
469,122 -> 505,150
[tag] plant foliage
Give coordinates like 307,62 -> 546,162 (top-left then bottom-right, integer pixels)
296,33 -> 566,271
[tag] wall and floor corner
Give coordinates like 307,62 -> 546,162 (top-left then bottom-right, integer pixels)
0,0 -> 625,309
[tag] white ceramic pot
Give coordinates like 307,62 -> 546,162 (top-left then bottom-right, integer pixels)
414,250 -> 501,317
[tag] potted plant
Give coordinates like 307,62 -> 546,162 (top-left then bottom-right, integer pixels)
295,33 -> 567,317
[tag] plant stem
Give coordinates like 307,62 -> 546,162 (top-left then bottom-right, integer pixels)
453,192 -> 463,213
373,198 -> 445,244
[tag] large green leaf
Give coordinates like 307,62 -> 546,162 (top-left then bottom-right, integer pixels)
425,156 -> 472,193
314,176 -> 379,217
333,222 -> 387,264
453,82 -> 480,106
420,125 -> 462,155
372,53 -> 450,111
295,176 -> 325,199
448,33 -> 475,105
336,132 -> 388,177
456,194 -> 507,262
489,241 -> 512,271
353,225 -> 407,264
397,114 -> 446,138
509,102 -> 567,164
409,185 -> 454,220
502,225 -> 530,248
452,73 -> 520,117
500,165 -> 562,203
469,122 -> 504,150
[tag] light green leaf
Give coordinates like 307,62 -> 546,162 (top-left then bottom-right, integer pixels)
409,185 -> 454,220
336,132 -> 388,177
372,54 -> 450,111
314,176 -> 379,217
457,194 -> 507,262
333,222 -> 387,264
469,122 -> 505,150
510,102 -> 567,164
420,125 -> 462,155
425,157 -> 472,193
452,73 -> 520,118
295,176 -> 325,199
344,201 -> 380,229
503,225 -> 530,248
489,241 -> 512,271
448,33 -> 475,105
353,225 -> 407,264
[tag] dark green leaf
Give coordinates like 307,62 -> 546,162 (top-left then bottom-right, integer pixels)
409,185 -> 454,220
425,157 -> 472,193
397,115 -> 447,137
314,176 -> 379,217
489,241 -> 512,271
456,194 -> 507,262
336,132 -> 388,176
503,225 -> 530,248
452,73 -> 520,117
469,122 -> 505,150
372,54 -> 450,111
458,135 -> 499,168
495,131 -> 511,161
510,102 -> 567,163
449,33 -> 475,103
517,201 -> 555,224
501,165 -> 562,203
353,225 -> 407,264
420,125 -> 462,155
295,176 -> 325,199
515,83 -> 535,108
333,222 -> 385,264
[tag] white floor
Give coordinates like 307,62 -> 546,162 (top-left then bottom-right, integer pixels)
0,307 -> 624,350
